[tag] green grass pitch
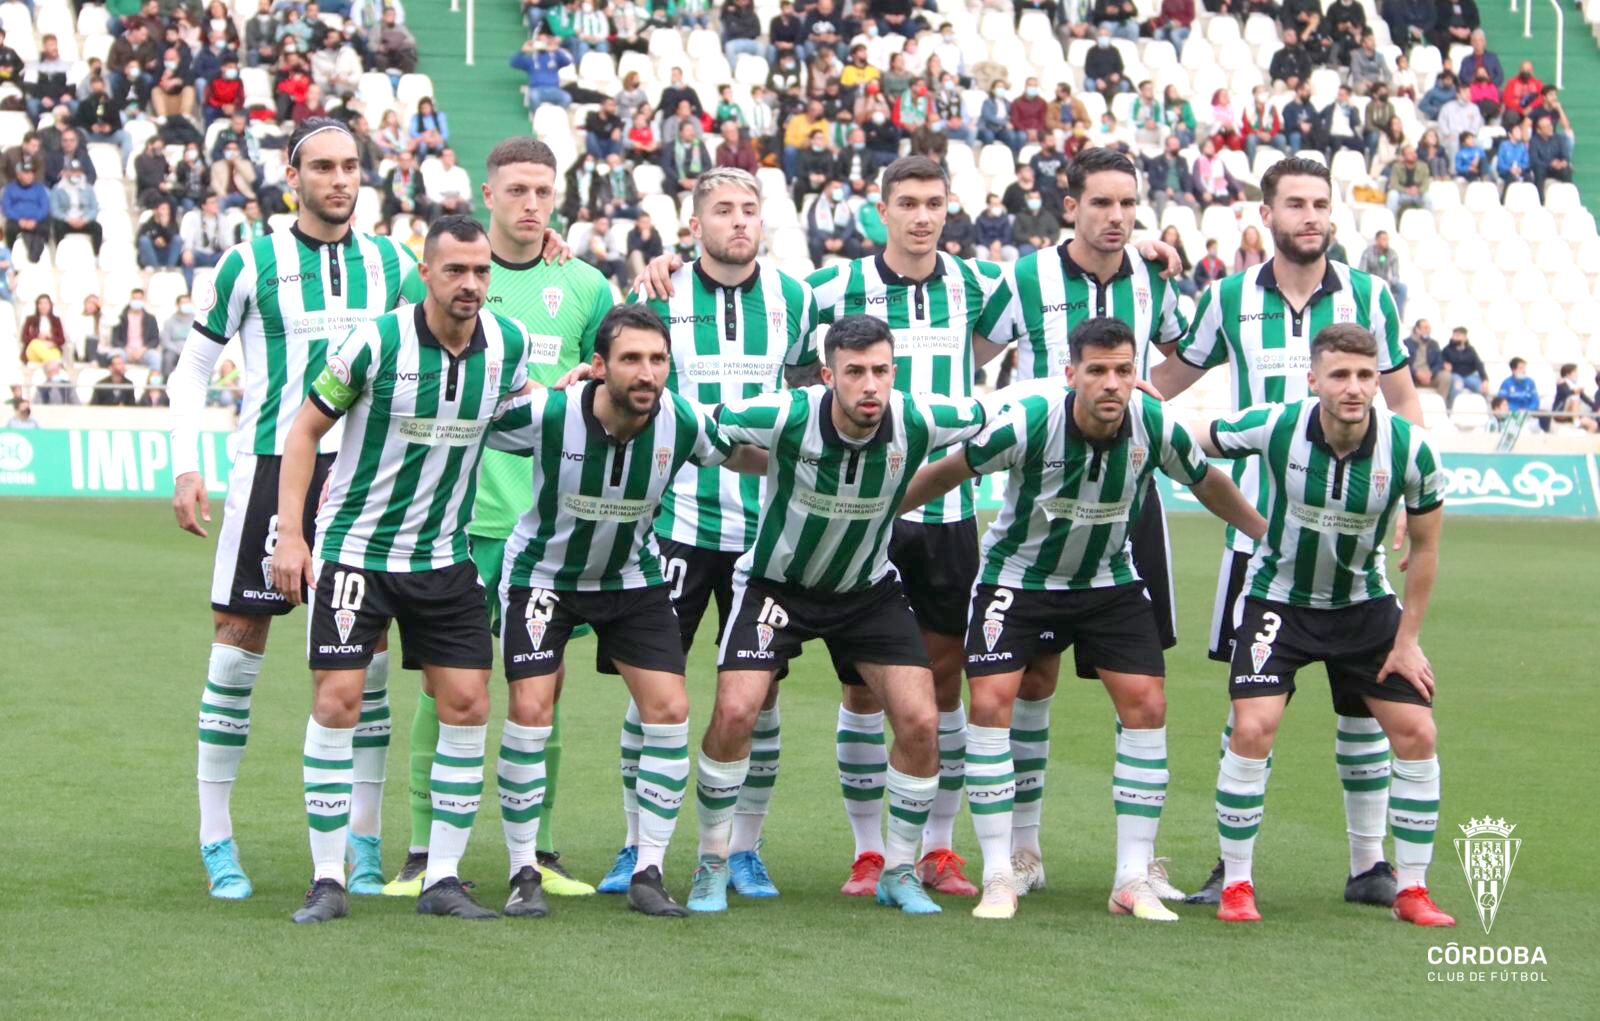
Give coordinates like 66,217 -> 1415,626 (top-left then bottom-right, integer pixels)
6,500 -> 1591,1018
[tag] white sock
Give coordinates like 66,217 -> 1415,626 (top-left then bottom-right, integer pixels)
350,651 -> 391,838
1113,726 -> 1169,886
921,704 -> 966,853
964,725 -> 1015,882
695,751 -> 749,861
303,718 -> 353,885
1009,695 -> 1052,857
498,721 -> 551,877
1389,756 -> 1441,891
635,721 -> 690,876
1216,747 -> 1269,887
197,644 -> 263,845
620,701 -> 642,848
730,704 -> 779,855
884,766 -> 937,870
1336,714 -> 1392,875
425,723 -> 486,889
837,706 -> 887,858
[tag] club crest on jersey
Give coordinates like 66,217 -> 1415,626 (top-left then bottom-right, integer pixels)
487,362 -> 502,394
756,623 -> 774,653
1129,445 -> 1147,475
260,556 -> 275,591
1134,285 -> 1150,313
982,618 -> 1003,653
335,608 -> 356,645
1371,470 -> 1390,501
1334,302 -> 1355,324
887,451 -> 905,477
768,309 -> 785,333
543,287 -> 564,318
526,617 -> 547,650
1249,641 -> 1272,674
655,446 -> 672,477
947,282 -> 967,314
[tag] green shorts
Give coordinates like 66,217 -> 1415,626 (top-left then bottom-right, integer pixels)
469,534 -> 593,640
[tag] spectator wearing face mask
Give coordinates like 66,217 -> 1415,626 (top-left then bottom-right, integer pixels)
939,195 -> 977,258
1496,357 -> 1539,414
805,180 -> 860,264
1011,188 -> 1060,256
1009,77 -> 1047,143
974,193 -> 1014,261
49,159 -> 103,257
160,294 -> 198,377
795,128 -> 835,201
1084,29 -> 1132,95
110,291 -> 161,371
203,57 -> 244,125
978,81 -> 1024,154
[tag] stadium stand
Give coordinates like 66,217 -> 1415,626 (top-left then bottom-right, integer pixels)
1,0 -> 1597,437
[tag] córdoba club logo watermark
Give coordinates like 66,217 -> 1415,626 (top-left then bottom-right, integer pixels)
1454,817 -> 1520,934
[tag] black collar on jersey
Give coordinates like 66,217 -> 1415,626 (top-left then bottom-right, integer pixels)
1255,257 -> 1342,298
873,251 -> 945,287
819,389 -> 893,448
580,378 -> 660,446
493,251 -> 542,272
290,222 -> 354,249
1306,404 -> 1378,461
1060,245 -> 1133,285
693,258 -> 760,293
413,301 -> 487,354
1062,390 -> 1132,450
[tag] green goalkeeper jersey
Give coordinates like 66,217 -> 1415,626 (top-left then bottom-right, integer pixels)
467,253 -> 616,538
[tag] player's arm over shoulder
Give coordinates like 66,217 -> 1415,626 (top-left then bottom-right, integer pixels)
486,386 -> 554,454
1200,400 -> 1280,460
715,387 -> 797,449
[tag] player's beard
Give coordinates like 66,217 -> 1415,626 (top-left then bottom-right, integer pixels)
840,394 -> 884,431
1271,223 -> 1330,265
613,378 -> 662,418
701,232 -> 757,267
302,187 -> 356,228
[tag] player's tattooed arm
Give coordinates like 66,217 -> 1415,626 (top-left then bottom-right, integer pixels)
270,399 -> 338,606
783,360 -> 823,388
898,450 -> 977,513
1188,465 -> 1267,542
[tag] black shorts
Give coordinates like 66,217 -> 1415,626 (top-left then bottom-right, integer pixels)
211,452 -> 335,615
967,582 -> 1166,680
502,584 -> 686,681
887,517 -> 980,637
1076,480 -> 1175,676
1227,596 -> 1431,717
307,559 -> 491,671
1208,547 -> 1253,663
717,573 -> 930,680
657,536 -> 739,652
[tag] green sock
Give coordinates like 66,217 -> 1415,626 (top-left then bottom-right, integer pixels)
536,702 -> 562,853
409,690 -> 439,852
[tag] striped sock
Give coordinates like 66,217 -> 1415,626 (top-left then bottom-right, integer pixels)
730,705 -> 779,855
350,652 -> 390,838
408,690 -> 439,853
964,725 -> 1015,882
425,723 -> 485,889
1389,756 -> 1441,890
635,721 -> 690,876
620,701 -> 642,848
1336,714 -> 1392,875
1216,748 -> 1269,887
196,644 -> 263,846
837,707 -> 887,857
303,718 -> 353,884
695,751 -> 749,860
1010,696 -> 1052,857
885,767 -> 937,870
538,704 -> 563,854
1113,726 -> 1169,885
922,704 -> 967,853
498,721 -> 550,876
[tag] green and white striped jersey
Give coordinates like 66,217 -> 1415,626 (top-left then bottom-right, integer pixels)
1176,259 -> 1406,552
968,384 -> 1208,590
992,244 -> 1187,381
196,226 -> 424,456
807,253 -> 1011,525
309,304 -> 531,572
634,260 -> 819,552
717,386 -> 987,592
1210,399 -> 1442,609
489,382 -> 731,593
